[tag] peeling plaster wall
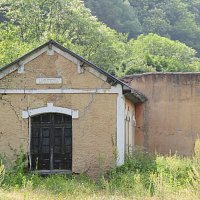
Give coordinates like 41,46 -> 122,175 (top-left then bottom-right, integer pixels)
125,73 -> 200,156
0,51 -> 117,177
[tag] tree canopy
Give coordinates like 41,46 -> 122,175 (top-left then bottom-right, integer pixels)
84,0 -> 142,38
0,0 -> 129,75
0,0 -> 200,77
128,0 -> 200,55
124,34 -> 200,75
84,0 -> 200,56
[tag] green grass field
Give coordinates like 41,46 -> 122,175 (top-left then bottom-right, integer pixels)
1,140 -> 200,200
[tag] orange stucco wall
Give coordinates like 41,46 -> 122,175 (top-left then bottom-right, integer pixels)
124,73 -> 200,156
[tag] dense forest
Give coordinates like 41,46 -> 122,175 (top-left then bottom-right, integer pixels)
85,0 -> 200,55
0,0 -> 200,76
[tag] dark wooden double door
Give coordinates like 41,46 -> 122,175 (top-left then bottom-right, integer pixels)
30,113 -> 72,171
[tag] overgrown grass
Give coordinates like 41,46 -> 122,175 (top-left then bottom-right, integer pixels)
1,140 -> 200,199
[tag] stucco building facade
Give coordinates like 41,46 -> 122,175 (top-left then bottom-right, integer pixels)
0,40 -> 145,176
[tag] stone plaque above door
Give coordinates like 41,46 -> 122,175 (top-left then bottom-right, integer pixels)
36,78 -> 62,85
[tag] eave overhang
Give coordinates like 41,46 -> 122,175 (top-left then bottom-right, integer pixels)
122,86 -> 147,103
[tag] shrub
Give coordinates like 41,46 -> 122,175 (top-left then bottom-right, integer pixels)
155,155 -> 192,188
1,144 -> 200,199
3,148 -> 29,188
187,139 -> 200,198
116,151 -> 157,174
0,160 -> 5,186
40,174 -> 96,196
193,138 -> 200,164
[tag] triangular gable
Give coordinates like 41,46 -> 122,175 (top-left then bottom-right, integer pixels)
0,41 -> 82,80
0,40 -> 147,103
0,40 -> 119,85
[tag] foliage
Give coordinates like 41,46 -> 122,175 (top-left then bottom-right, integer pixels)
0,161 -> 5,186
84,0 -> 200,56
0,23 -> 37,66
124,34 -> 200,75
1,140 -> 200,199
40,175 -> 96,195
0,0 -> 129,75
0,0 -> 200,76
128,0 -> 200,55
84,0 -> 142,38
155,155 -> 192,188
2,148 -> 29,188
194,137 -> 200,162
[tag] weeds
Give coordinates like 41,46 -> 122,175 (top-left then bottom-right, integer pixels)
1,139 -> 200,199
0,161 -> 5,186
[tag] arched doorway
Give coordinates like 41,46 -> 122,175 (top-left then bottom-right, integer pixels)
30,113 -> 72,172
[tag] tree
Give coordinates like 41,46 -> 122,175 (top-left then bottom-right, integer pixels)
124,34 -> 200,75
0,0 -> 200,76
128,0 -> 200,55
0,0 -> 129,75
0,23 -> 36,66
84,0 -> 142,38
0,2 -> 8,22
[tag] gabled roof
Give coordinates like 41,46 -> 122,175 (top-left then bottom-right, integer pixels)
0,40 -> 147,103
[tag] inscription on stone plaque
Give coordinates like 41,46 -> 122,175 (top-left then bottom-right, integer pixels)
36,78 -> 62,84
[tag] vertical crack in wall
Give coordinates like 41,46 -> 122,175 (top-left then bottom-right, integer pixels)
1,95 -> 21,123
77,92 -> 96,130
77,82 -> 106,130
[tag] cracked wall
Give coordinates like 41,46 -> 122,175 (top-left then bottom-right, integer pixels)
126,73 -> 200,156
0,51 -> 117,177
0,52 -> 111,90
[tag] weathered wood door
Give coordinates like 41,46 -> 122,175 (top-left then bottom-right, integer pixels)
30,113 -> 72,171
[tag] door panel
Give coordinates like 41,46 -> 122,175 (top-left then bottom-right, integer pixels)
40,128 -> 51,170
53,127 -> 63,169
30,113 -> 72,171
31,127 -> 40,170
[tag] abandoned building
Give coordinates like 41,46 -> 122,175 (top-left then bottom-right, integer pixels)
1,40 -> 199,176
0,40 -> 146,176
